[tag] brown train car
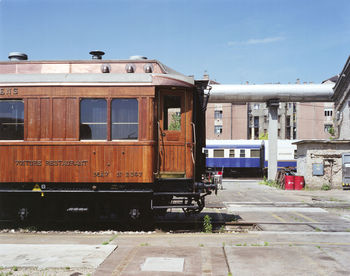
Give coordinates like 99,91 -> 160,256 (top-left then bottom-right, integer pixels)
0,52 -> 216,221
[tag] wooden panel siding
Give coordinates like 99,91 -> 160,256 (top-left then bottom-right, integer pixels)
26,98 -> 40,140
0,86 -> 155,98
0,144 -> 154,183
66,98 -> 78,140
52,98 -> 66,140
40,98 -> 51,140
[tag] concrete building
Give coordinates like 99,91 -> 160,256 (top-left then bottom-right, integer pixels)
333,57 -> 350,139
295,140 -> 350,189
293,59 -> 350,189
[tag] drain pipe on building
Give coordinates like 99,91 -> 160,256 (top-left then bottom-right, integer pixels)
209,83 -> 334,180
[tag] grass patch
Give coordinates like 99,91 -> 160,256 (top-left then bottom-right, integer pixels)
102,234 -> 118,245
321,184 -> 331,191
259,177 -> 280,189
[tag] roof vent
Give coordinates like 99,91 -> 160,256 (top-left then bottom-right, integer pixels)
126,64 -> 135,73
101,64 -> 111,73
129,55 -> 147,60
89,50 -> 105,60
8,52 -> 28,61
144,64 -> 153,73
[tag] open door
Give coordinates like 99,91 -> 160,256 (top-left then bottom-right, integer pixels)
158,90 -> 187,178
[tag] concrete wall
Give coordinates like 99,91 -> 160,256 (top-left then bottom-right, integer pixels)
231,103 -> 248,139
338,93 -> 350,139
206,103 -> 247,139
296,141 -> 350,189
297,102 -> 334,139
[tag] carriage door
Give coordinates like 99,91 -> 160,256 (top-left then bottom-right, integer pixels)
158,90 -> 186,178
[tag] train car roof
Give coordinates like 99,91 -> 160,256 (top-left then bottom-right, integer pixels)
0,59 -> 194,87
205,140 -> 264,149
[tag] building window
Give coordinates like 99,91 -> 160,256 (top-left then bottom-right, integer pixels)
80,99 -> 107,140
214,125 -> 222,135
0,100 -> 24,140
214,110 -> 223,119
214,149 -> 224,158
324,124 -> 333,133
253,103 -> 259,110
253,116 -> 259,128
324,109 -> 333,117
111,99 -> 138,140
229,149 -> 235,158
286,116 -> 291,126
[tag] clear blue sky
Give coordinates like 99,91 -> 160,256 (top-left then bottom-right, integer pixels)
0,0 -> 349,84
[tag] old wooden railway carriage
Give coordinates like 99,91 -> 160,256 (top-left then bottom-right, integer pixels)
0,52 -> 215,221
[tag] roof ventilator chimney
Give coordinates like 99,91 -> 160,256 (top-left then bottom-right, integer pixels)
89,50 -> 105,60
8,52 -> 28,61
129,55 -> 147,60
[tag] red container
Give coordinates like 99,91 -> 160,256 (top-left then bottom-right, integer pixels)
294,176 -> 305,190
285,175 -> 295,190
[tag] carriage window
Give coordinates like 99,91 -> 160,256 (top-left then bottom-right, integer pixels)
214,149 -> 224,158
111,99 -> 138,140
251,149 -> 260,158
164,95 -> 181,131
80,99 -> 107,140
240,149 -> 245,157
204,149 -> 208,158
229,149 -> 235,158
0,100 -> 24,140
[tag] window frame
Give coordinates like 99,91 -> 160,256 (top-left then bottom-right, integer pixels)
80,98 -> 108,141
213,149 -> 225,158
111,98 -> 139,141
0,99 -> 24,141
214,125 -> 223,135
79,97 -> 139,141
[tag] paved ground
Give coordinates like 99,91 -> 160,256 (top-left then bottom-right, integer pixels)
1,179 -> 350,275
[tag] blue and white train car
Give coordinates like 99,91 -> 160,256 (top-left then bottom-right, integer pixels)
205,140 -> 265,176
204,140 -> 297,177
264,140 -> 298,169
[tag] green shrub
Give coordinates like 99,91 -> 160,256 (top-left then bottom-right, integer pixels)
203,215 -> 212,233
